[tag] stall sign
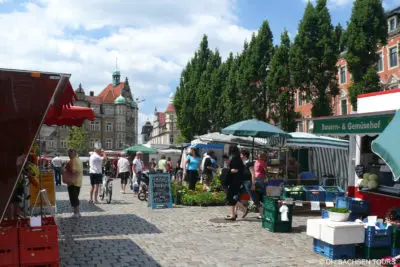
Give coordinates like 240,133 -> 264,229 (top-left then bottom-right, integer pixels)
148,173 -> 172,209
313,113 -> 393,135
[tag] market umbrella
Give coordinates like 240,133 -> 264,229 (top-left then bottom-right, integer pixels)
44,106 -> 95,127
124,145 -> 157,155
371,110 -> 400,181
221,119 -> 289,158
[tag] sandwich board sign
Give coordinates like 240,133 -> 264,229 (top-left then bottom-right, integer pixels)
148,173 -> 173,209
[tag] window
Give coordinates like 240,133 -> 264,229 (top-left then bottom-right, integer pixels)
389,46 -> 398,68
90,139 -> 100,148
106,122 -> 113,132
298,121 -> 303,132
298,92 -> 302,106
306,120 -> 310,133
105,107 -> 114,115
47,140 -> 55,148
61,140 -> 67,148
169,135 -> 174,144
90,121 -> 100,131
389,17 -> 396,32
339,65 -> 346,84
106,139 -> 112,149
341,99 -> 348,115
378,52 -> 383,72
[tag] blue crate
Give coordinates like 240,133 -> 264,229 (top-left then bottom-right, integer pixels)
348,213 -> 364,222
336,197 -> 370,214
323,186 -> 345,202
304,186 -> 326,202
365,224 -> 392,248
313,239 -> 356,260
392,248 -> 400,257
321,209 -> 329,219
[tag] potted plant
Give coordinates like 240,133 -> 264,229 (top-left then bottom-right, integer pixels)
328,207 -> 350,222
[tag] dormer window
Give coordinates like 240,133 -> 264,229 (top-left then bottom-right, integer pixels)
389,17 -> 396,32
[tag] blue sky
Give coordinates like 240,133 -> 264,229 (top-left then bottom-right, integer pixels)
0,0 -> 398,133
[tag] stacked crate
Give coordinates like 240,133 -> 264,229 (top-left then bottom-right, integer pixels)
281,186 -> 305,201
391,226 -> 400,257
0,219 -> 19,267
336,197 -> 370,221
262,197 -> 293,233
322,186 -> 345,203
307,218 -> 365,260
19,217 -> 59,267
361,223 -> 392,259
303,186 -> 326,202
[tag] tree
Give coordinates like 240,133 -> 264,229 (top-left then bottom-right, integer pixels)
344,0 -> 387,109
267,30 -> 298,132
65,126 -> 89,156
290,0 -> 340,117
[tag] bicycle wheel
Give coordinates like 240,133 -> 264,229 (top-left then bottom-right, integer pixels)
138,192 -> 146,201
100,186 -> 105,201
107,190 -> 112,204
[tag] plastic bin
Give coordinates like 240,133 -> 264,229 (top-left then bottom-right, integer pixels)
263,197 -> 281,213
393,226 -> 400,249
363,246 -> 391,259
321,209 -> 329,219
262,218 -> 292,233
313,238 -> 356,260
303,186 -> 326,202
281,186 -> 305,201
263,205 -> 293,223
0,219 -> 18,247
365,224 -> 392,248
322,186 -> 345,202
336,197 -> 370,214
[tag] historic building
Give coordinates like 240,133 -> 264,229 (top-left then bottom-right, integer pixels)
143,98 -> 180,147
42,70 -> 139,155
295,6 -> 400,133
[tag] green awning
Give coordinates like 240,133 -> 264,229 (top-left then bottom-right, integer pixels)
313,112 -> 394,135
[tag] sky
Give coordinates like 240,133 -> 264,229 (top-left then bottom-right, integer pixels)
1,0 -> 399,134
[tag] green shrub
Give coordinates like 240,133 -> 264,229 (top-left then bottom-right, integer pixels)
180,191 -> 226,206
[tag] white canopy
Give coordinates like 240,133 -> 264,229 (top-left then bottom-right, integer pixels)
285,132 -> 349,150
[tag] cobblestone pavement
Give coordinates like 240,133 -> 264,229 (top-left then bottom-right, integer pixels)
56,177 -> 379,267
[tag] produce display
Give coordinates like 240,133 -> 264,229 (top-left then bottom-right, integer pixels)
325,187 -> 340,193
358,173 -> 379,190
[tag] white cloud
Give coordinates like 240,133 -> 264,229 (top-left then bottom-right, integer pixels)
0,0 -> 254,135
302,0 -> 354,8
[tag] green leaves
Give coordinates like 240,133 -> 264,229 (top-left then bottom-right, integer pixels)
65,126 -> 89,156
345,0 -> 387,108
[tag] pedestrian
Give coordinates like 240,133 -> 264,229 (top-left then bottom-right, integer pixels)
201,150 -> 217,191
150,158 -> 157,172
158,155 -> 168,173
224,146 -> 248,220
252,152 -> 267,219
132,151 -> 144,192
89,148 -> 106,204
117,155 -> 131,194
222,154 -> 230,168
240,150 -> 255,202
51,154 -> 62,186
167,157 -> 173,173
63,148 -> 83,218
184,147 -> 200,190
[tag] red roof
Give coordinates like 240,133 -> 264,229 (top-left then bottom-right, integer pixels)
96,83 -> 125,104
87,96 -> 101,105
165,103 -> 175,113
357,88 -> 400,99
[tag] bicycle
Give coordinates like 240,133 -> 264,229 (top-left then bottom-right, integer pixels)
100,176 -> 113,204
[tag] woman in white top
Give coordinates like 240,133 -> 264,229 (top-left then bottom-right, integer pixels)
89,148 -> 107,204
117,156 -> 131,194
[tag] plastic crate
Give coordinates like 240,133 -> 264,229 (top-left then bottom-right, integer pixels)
336,197 -> 370,214
263,205 -> 293,223
303,186 -> 326,202
393,226 -> 400,249
322,186 -> 345,202
313,239 -> 356,260
19,217 -> 58,247
348,213 -> 364,222
262,218 -> 292,233
321,209 -> 329,219
365,225 -> 392,248
392,248 -> 400,257
362,246 -> 391,259
0,246 -> 19,266
19,242 -> 59,266
281,186 -> 305,201
262,197 -> 281,213
0,219 -> 18,247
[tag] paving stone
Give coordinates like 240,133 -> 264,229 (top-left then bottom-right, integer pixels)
55,177 -> 378,267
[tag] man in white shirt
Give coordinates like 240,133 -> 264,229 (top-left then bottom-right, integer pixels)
51,154 -> 62,186
117,156 -> 131,194
89,148 -> 107,204
132,151 -> 143,190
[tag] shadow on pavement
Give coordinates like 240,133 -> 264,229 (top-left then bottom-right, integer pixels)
59,238 -> 161,267
57,200 -> 105,214
56,185 -> 68,193
291,225 -> 307,233
58,214 -> 162,238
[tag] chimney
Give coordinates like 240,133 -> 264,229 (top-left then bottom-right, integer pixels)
90,91 -> 94,97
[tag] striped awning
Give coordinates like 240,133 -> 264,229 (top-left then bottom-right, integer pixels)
286,132 -> 349,150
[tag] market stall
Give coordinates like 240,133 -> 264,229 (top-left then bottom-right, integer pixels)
313,90 -> 400,218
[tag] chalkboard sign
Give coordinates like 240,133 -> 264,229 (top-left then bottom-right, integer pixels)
148,173 -> 172,209
355,164 -> 365,178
